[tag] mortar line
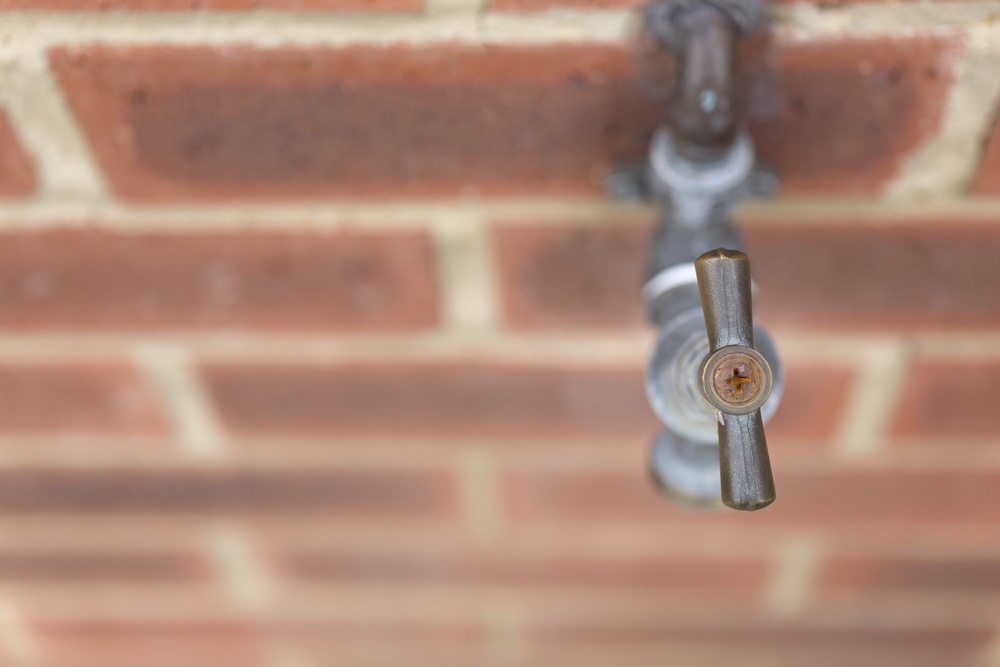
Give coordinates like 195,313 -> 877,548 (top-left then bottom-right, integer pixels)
761,536 -> 823,621
481,596 -> 524,667
206,522 -> 273,613
425,0 -> 485,17
0,331 -> 991,363
432,212 -> 500,334
0,9 -> 635,50
0,197 -> 651,229
771,2 -> 1000,38
983,626 -> 1000,667
131,342 -> 229,461
832,339 -> 914,461
0,50 -> 108,201
267,647 -> 315,667
6,435 -> 1000,471
1,196 -> 1000,231
0,331 -> 654,364
884,23 -> 1000,201
917,333 -> 1000,360
0,4 -> 993,52
457,449 -> 505,545
0,598 -> 39,667
267,645 -> 314,667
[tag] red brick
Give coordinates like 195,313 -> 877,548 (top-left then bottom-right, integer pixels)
973,105 -> 1000,193
0,551 -> 208,581
14,581 -> 237,624
822,557 -> 1000,593
525,626 -> 990,667
51,43 -> 659,200
0,107 -> 34,197
493,223 -> 646,331
0,229 -> 435,331
202,362 -> 658,437
51,36 -> 955,199
745,35 -> 960,194
767,364 -> 853,443
495,219 -> 1000,331
892,361 -> 1000,439
43,622 -> 482,667
0,363 -> 163,435
508,469 -> 1000,526
0,469 -> 454,515
746,221 -> 1000,329
1,0 -> 419,8
39,624 -> 266,667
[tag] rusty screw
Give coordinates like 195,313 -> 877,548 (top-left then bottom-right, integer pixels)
701,345 -> 772,415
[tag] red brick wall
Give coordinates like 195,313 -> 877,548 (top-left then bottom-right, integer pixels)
0,1 -> 998,666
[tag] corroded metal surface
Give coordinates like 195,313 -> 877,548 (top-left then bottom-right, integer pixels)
695,247 -> 776,511
701,346 -> 772,415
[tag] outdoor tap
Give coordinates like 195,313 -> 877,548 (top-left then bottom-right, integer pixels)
607,0 -> 782,511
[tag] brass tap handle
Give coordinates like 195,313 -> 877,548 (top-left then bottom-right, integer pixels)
695,248 -> 775,511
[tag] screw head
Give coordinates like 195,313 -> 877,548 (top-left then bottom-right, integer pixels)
700,345 -> 773,415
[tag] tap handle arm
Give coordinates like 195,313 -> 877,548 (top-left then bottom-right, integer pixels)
695,247 -> 755,350
695,248 -> 775,511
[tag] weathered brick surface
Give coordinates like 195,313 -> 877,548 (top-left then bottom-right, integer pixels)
205,359 -> 852,447
766,363 -> 853,444
0,229 -> 436,331
821,557 -> 1000,593
1,0 -> 420,8
493,223 -> 646,330
51,35 -> 956,199
0,8 -> 991,665
494,220 -> 1000,330
745,35 -> 960,194
0,363 -> 164,434
892,361 -> 1000,439
973,105 -> 1000,193
42,621 -> 486,667
51,44 -> 660,199
203,362 -> 658,437
747,222 -> 1000,329
0,469 -> 455,514
508,469 -> 1000,525
524,627 -> 991,667
0,551 -> 208,581
40,627 -> 267,667
0,108 -> 35,197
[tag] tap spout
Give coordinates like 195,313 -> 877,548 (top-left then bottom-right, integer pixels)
668,3 -> 742,163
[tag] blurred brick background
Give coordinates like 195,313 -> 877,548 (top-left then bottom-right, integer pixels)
0,1 -> 997,666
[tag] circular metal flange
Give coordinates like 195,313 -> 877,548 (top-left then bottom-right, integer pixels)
648,128 -> 754,211
700,345 -> 772,415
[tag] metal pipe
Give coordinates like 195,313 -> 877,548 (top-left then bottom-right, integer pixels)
668,2 -> 742,163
